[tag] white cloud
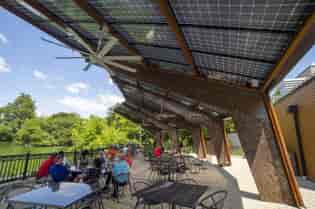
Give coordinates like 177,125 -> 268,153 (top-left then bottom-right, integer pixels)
58,93 -> 125,117
66,82 -> 89,94
33,70 -> 47,80
0,57 -> 10,73
108,78 -> 114,86
0,33 -> 8,44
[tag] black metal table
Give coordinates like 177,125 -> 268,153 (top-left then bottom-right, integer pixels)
8,182 -> 93,209
134,182 -> 208,209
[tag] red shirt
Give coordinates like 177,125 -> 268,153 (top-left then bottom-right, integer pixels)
154,147 -> 162,158
37,156 -> 55,178
122,156 -> 133,167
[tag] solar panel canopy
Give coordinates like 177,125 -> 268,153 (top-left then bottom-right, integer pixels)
1,0 -> 315,87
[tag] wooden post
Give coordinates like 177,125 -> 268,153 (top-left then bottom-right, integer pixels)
23,153 -> 30,180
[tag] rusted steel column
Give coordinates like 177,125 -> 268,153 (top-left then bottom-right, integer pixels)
232,95 -> 303,206
154,131 -> 162,147
208,118 -> 228,166
192,127 -> 207,159
167,129 -> 178,152
222,121 -> 232,166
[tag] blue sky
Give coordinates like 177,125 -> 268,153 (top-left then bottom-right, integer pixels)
0,8 -> 124,117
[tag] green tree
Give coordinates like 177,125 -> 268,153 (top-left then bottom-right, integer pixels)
0,93 -> 36,140
44,112 -> 81,146
16,118 -> 54,146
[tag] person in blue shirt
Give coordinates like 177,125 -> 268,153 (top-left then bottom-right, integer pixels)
49,155 -> 70,183
111,153 -> 130,198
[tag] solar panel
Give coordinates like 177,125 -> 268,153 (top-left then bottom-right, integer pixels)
170,0 -> 315,31
3,0 -> 48,22
193,52 -> 270,79
200,68 -> 250,86
149,60 -> 193,74
38,0 -> 93,22
135,45 -> 187,64
140,81 -> 166,96
89,0 -> 166,23
2,0 -> 87,51
182,26 -> 291,62
112,24 -> 179,48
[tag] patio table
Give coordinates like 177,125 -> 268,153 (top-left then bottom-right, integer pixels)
134,182 -> 208,209
8,182 -> 93,209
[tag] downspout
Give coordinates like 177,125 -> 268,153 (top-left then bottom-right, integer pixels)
288,104 -> 307,177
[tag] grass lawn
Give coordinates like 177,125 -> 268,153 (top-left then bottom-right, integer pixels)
0,142 -> 69,156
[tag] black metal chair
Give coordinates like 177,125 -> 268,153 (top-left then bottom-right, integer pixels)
176,178 -> 198,185
198,191 -> 227,209
132,180 -> 163,209
0,183 -> 35,209
112,172 -> 131,200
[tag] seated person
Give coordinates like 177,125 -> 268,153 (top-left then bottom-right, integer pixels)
94,151 -> 106,170
37,154 -> 56,179
49,155 -> 70,183
111,153 -> 130,198
106,145 -> 118,161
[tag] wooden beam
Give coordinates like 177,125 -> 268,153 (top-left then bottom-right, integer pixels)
262,94 -> 304,207
261,11 -> 315,92
72,0 -> 142,57
158,0 -> 201,77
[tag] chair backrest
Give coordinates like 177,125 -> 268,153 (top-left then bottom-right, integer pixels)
199,190 -> 227,209
132,180 -> 151,194
177,178 -> 198,185
0,184 -> 35,209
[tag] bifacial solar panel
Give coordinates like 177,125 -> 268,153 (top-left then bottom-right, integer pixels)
140,81 -> 166,96
135,45 -> 187,65
88,0 -> 166,23
3,0 -> 48,22
38,0 -> 93,22
149,60 -> 193,74
112,24 -> 179,48
200,68 -> 250,86
182,26 -> 291,62
170,0 -> 315,32
37,0 -> 100,40
169,92 -> 196,107
193,52 -> 270,79
1,0 -> 87,51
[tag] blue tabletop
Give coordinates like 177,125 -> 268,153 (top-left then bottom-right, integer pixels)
9,182 -> 93,208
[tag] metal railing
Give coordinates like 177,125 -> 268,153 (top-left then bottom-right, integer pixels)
0,148 -> 104,184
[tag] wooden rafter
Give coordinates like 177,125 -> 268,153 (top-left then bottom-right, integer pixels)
261,11 -> 315,92
158,0 -> 201,77
72,0 -> 143,59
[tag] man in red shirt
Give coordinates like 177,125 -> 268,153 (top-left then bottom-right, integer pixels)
36,154 -> 56,179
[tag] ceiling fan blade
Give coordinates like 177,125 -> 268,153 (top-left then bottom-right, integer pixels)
98,37 -> 118,58
103,60 -> 137,73
56,56 -> 84,59
41,37 -> 71,49
105,56 -> 143,62
82,63 -> 92,71
41,37 -> 90,57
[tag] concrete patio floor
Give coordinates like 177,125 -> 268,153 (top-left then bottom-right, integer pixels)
103,155 -> 315,209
